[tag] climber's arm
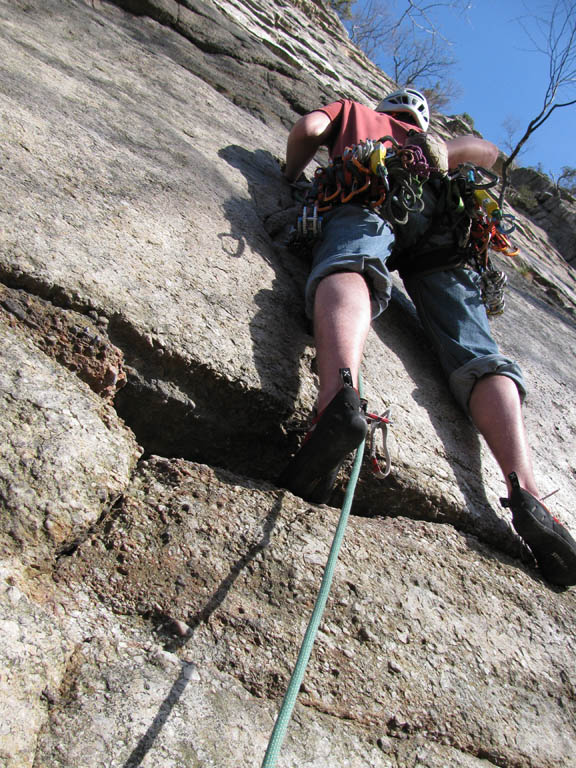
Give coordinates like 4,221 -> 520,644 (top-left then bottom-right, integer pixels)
446,135 -> 499,170
284,110 -> 334,182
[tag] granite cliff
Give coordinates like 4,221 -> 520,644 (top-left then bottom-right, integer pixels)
1,1 -> 575,766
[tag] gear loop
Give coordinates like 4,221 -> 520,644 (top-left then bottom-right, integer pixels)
289,141 -> 519,317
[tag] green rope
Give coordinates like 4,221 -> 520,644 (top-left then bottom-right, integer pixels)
261,401 -> 366,767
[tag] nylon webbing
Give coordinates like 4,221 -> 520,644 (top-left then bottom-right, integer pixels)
260,378 -> 366,767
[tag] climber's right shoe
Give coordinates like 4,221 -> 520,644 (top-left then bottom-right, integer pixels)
278,369 -> 367,504
501,472 -> 576,587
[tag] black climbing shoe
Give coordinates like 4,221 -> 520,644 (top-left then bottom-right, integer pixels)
278,369 -> 367,504
501,472 -> 576,587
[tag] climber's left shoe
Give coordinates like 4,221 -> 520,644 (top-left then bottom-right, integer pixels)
501,472 -> 576,587
278,369 -> 367,504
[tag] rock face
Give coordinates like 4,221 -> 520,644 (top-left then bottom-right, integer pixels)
509,166 -> 576,266
0,1 -> 575,767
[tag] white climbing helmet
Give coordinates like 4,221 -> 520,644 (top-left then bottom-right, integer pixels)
375,89 -> 430,131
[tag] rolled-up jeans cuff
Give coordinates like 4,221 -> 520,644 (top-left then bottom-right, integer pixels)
449,354 -> 527,414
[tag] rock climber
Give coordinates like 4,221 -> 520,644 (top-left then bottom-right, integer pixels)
278,89 -> 576,587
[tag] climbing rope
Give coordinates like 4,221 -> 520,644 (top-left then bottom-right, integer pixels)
261,382 -> 371,768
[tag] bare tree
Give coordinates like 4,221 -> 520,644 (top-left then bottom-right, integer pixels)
500,116 -> 529,159
389,25 -> 456,86
392,0 -> 472,35
556,165 -> 576,194
499,0 -> 576,205
422,81 -> 463,112
347,0 -> 393,59
346,0 -> 469,107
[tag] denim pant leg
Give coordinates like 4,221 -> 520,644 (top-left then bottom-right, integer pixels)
403,268 -> 526,413
305,205 -> 394,319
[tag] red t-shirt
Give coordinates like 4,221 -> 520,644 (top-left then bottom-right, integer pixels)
316,99 -> 421,159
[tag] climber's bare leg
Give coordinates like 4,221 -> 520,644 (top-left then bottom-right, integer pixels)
469,374 -> 539,497
313,272 -> 372,412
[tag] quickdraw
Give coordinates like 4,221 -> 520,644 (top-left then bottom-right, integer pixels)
291,139 -> 521,316
365,408 -> 393,479
294,136 -> 437,240
463,166 -> 520,316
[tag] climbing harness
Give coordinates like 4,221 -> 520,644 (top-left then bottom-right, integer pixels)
290,136 -> 520,317
294,134 -> 433,241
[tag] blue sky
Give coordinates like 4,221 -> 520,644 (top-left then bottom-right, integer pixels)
348,0 -> 576,181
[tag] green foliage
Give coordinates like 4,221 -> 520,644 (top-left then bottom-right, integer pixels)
329,0 -> 353,19
510,184 -> 539,212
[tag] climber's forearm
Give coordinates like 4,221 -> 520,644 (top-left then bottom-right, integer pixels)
446,136 -> 499,170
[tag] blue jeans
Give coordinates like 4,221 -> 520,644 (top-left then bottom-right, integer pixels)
305,205 -> 526,412
306,205 -> 394,319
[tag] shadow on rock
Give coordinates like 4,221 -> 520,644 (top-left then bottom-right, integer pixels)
365,286 -> 520,553
218,144 -> 317,470
121,492 -> 284,767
